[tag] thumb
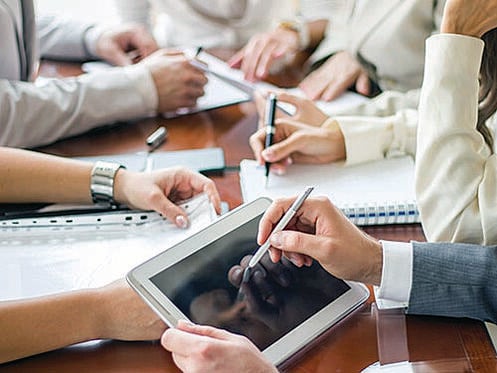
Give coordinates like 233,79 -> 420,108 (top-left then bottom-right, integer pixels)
153,192 -> 189,229
176,320 -> 233,341
270,230 -> 326,262
355,72 -> 371,96
107,45 -> 132,66
228,49 -> 244,68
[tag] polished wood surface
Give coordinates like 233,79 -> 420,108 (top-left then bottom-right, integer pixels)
2,61 -> 496,372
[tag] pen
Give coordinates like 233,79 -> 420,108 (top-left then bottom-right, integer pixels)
242,186 -> 314,283
264,93 -> 278,187
194,46 -> 203,58
144,126 -> 167,172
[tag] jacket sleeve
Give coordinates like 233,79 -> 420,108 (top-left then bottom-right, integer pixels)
0,66 -> 157,148
114,0 -> 152,30
415,34 -> 497,244
407,241 -> 497,324
36,15 -> 97,61
333,90 -> 420,165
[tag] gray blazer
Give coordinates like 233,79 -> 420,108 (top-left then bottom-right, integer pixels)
0,0 -> 156,148
408,242 -> 497,324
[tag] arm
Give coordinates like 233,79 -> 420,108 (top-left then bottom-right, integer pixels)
37,15 -> 95,61
114,0 -> 152,30
408,242 -> 497,324
249,91 -> 418,173
0,280 -> 165,364
0,66 -> 156,147
415,35 -> 495,243
0,147 -> 221,226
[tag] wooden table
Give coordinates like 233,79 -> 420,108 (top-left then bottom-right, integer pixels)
2,61 -> 496,372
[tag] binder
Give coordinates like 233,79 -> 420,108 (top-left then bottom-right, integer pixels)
239,157 -> 419,225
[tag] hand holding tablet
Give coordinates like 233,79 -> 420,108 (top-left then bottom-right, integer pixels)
127,197 -> 368,367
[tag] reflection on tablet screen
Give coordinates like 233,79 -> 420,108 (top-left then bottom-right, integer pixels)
151,214 -> 350,350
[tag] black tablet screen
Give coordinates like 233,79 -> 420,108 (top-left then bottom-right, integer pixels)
151,213 -> 350,350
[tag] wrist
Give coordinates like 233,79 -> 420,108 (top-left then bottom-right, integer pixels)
278,18 -> 310,51
90,161 -> 126,207
322,118 -> 346,160
366,239 -> 383,286
112,168 -> 129,206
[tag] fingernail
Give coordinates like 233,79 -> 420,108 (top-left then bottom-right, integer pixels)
262,149 -> 274,159
274,168 -> 286,176
289,256 -> 302,267
175,215 -> 188,229
286,157 -> 293,165
270,232 -> 282,248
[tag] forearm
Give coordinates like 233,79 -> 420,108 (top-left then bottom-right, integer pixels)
306,20 -> 328,50
407,242 -> 497,323
415,34 -> 497,243
0,289 -> 100,363
0,67 -> 156,147
0,148 -> 93,204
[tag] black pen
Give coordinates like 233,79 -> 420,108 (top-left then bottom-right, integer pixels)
194,46 -> 203,58
264,93 -> 277,187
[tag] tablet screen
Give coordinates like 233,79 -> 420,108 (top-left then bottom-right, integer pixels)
150,213 -> 350,350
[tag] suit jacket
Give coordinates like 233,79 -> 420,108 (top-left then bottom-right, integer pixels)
415,34 -> 497,245
408,242 -> 497,324
0,0 -> 156,147
312,0 -> 446,92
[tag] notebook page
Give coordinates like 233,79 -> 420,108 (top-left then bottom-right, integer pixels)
240,157 -> 416,210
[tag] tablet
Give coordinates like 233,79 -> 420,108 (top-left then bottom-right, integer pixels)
127,197 -> 369,366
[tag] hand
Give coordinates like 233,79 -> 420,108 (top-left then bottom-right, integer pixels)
95,24 -> 158,66
161,320 -> 277,373
254,91 -> 328,128
228,27 -> 300,82
94,279 -> 166,341
114,167 -> 221,228
139,50 -> 208,112
299,51 -> 371,101
258,197 -> 383,285
440,0 -> 497,37
249,116 -> 346,175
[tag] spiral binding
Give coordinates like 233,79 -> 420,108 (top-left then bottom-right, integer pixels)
339,200 -> 419,226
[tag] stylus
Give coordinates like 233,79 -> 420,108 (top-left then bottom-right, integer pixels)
245,186 -> 314,276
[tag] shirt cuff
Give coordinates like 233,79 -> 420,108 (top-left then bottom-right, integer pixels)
83,25 -> 106,59
121,64 -> 159,114
374,240 -> 413,309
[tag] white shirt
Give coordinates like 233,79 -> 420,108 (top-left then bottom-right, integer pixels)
375,240 -> 413,309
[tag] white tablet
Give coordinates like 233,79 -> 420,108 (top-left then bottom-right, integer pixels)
127,197 -> 369,366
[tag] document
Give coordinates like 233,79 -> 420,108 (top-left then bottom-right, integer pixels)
0,194 -> 217,301
239,157 -> 419,225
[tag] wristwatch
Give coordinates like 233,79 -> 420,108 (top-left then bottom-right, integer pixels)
278,18 -> 310,51
90,161 -> 125,206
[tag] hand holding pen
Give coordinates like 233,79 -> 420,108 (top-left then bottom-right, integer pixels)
263,93 -> 278,187
241,186 -> 314,284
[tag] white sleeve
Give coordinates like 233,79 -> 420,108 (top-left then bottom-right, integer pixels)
415,34 -> 497,244
374,240 -> 412,309
114,0 -> 152,30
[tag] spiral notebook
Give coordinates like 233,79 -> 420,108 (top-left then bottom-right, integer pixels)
239,157 -> 419,226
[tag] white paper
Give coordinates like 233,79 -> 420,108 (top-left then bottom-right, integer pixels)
0,194 -> 217,300
239,157 -> 418,226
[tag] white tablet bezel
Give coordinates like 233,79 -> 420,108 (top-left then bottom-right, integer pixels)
127,197 -> 369,366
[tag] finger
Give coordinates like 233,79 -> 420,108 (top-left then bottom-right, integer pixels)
242,39 -> 265,81
299,72 -> 329,100
151,189 -> 190,229
256,43 -> 279,79
322,77 -> 355,102
262,134 -> 306,164
109,47 -> 133,66
270,230 -> 328,262
186,172 -> 221,214
228,49 -> 244,68
176,320 -> 235,340
257,198 -> 295,244
228,265 -> 244,287
249,129 -> 267,165
161,327 -> 197,355
355,72 -> 371,96
275,92 -> 308,110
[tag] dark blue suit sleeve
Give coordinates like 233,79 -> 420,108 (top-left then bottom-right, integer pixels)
407,242 -> 497,323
